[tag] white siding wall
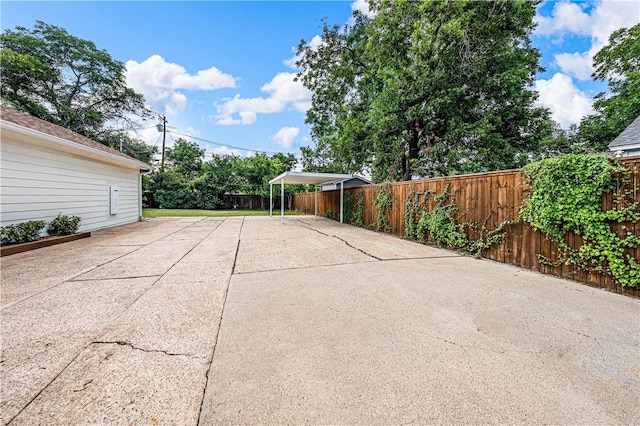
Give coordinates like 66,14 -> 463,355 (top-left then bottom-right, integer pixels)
1,135 -> 142,234
622,147 -> 640,157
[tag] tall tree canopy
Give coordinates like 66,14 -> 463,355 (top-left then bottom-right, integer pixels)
165,139 -> 205,179
578,23 -> 640,151
297,0 -> 552,181
0,21 -> 152,155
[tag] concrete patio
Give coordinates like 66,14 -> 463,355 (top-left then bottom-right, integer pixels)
1,216 -> 638,424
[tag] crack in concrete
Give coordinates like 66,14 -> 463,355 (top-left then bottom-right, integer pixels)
72,379 -> 93,393
296,221 -> 382,260
91,340 -> 197,358
426,332 -> 541,356
559,325 -> 639,348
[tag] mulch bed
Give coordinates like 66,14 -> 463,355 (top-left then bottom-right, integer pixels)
0,232 -> 91,257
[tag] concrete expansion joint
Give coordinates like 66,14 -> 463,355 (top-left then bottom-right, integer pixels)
91,340 -> 198,359
68,274 -> 162,282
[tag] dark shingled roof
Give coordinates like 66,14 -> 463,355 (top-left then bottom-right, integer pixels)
609,116 -> 640,149
0,105 -> 150,167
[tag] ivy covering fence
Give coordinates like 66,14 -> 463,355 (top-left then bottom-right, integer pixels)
292,155 -> 639,295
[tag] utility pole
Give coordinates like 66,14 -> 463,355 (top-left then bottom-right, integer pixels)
160,115 -> 167,171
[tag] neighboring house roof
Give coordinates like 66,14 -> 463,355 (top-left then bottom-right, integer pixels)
0,105 -> 151,170
321,176 -> 372,191
609,116 -> 640,150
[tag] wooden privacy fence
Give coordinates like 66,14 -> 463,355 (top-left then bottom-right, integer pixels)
292,157 -> 639,297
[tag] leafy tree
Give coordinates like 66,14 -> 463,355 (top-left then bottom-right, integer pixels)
165,138 -> 204,179
144,171 -> 194,209
270,152 -> 298,176
236,153 -> 298,196
143,151 -> 300,210
110,134 -> 158,165
191,155 -> 242,209
297,0 -> 551,181
578,23 -> 640,151
0,21 -> 153,159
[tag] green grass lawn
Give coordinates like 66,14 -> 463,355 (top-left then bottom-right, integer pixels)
142,208 -> 302,218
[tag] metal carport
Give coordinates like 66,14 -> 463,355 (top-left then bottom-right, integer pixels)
269,172 -> 353,223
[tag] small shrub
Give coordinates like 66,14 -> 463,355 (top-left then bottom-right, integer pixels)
47,214 -> 81,236
1,220 -> 46,246
326,210 -> 338,221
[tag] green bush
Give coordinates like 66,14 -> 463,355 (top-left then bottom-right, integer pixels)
192,174 -> 227,210
47,214 -> 81,236
146,171 -> 195,209
1,220 -> 46,246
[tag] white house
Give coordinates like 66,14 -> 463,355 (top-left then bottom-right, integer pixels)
0,106 -> 151,234
609,116 -> 640,158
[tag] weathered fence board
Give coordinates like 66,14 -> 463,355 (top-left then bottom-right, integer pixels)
293,157 -> 640,297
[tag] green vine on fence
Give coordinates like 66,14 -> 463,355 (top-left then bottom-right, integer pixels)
415,184 -> 469,248
353,190 -> 365,227
326,190 -> 365,227
405,188 -> 431,240
374,182 -> 393,232
520,153 -> 639,287
404,185 -> 510,257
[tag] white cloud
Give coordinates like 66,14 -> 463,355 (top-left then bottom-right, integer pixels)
554,51 -> 594,80
284,34 -> 323,69
351,0 -> 375,18
206,145 -> 241,157
535,73 -> 594,128
261,73 -> 311,112
271,126 -> 300,148
589,1 -> 640,46
536,1 -> 640,79
535,2 -> 591,35
130,125 -> 163,148
215,72 -> 311,125
125,55 -> 237,116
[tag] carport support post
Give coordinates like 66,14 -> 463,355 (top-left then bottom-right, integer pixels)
269,183 -> 273,217
315,186 -> 318,216
340,180 -> 344,223
280,177 -> 285,223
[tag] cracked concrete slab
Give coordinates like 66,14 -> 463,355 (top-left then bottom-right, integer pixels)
96,263 -> 231,357
292,216 -> 461,260
0,243 -> 142,307
73,239 -> 203,281
9,343 -> 209,425
200,252 -> 640,424
1,276 -> 158,423
1,216 -> 638,425
234,220 -> 376,274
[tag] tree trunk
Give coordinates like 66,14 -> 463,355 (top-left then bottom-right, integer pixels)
402,124 -> 420,181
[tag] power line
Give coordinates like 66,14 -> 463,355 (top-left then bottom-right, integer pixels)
166,129 -> 302,157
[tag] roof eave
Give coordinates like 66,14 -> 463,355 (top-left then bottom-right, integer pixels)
1,120 -> 151,171
269,171 -> 353,185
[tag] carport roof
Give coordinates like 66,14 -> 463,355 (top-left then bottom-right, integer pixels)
269,172 -> 353,185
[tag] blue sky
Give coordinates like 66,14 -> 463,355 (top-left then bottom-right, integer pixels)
2,1 -> 639,162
